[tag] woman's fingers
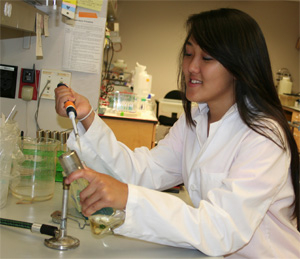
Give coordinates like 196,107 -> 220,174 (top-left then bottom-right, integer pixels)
65,169 -> 86,184
54,86 -> 75,116
65,168 -> 128,216
54,85 -> 93,121
81,192 -> 106,216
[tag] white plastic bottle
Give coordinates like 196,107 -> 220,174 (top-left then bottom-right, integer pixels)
133,62 -> 152,98
278,76 -> 293,95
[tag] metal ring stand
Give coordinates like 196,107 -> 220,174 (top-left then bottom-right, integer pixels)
44,179 -> 80,250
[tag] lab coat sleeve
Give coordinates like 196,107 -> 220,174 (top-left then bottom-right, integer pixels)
114,132 -> 292,256
67,113 -> 184,190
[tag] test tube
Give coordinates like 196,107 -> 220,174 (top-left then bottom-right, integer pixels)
59,132 -> 67,151
36,129 -> 44,138
51,130 -> 59,140
44,130 -> 51,141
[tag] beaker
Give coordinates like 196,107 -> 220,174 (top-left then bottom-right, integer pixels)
11,137 -> 59,202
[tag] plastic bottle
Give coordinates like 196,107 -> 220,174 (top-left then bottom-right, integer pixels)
133,62 -> 152,98
146,93 -> 154,112
278,76 -> 293,95
140,97 -> 147,111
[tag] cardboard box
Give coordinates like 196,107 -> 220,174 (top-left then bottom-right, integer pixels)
279,94 -> 300,107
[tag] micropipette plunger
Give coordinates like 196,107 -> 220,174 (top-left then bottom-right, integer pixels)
57,83 -> 81,151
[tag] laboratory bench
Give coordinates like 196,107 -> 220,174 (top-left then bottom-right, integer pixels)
99,111 -> 158,150
282,105 -> 300,151
0,182 -> 222,259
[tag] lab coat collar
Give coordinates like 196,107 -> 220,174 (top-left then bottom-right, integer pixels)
192,102 -> 238,123
197,103 -> 209,114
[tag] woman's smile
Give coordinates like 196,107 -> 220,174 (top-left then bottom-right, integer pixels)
189,78 -> 203,86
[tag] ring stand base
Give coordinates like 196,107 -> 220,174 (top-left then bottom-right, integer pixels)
44,236 -> 80,250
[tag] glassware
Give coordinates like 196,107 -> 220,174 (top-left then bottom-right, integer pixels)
11,137 -> 59,202
89,209 -> 125,236
59,150 -> 125,236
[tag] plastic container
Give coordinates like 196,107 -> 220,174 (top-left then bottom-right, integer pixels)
0,174 -> 10,208
279,94 -> 300,107
278,76 -> 293,95
133,62 -> 152,98
0,120 -> 20,208
146,93 -> 155,112
107,91 -> 138,113
10,137 -> 59,202
89,209 -> 125,236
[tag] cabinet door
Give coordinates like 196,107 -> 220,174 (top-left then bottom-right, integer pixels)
102,117 -> 156,150
0,0 -> 45,39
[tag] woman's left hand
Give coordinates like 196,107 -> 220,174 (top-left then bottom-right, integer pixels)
65,168 -> 128,217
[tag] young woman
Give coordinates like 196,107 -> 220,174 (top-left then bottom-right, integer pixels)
55,8 -> 300,258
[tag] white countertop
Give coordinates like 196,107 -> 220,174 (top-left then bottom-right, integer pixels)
283,105 -> 300,112
0,183 -> 221,259
100,108 -> 158,122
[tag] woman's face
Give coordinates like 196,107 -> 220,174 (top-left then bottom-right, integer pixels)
183,37 -> 235,110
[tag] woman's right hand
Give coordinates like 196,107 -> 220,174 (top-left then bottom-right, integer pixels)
55,86 -> 95,129
54,85 -> 90,119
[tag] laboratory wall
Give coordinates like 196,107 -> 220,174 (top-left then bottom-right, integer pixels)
0,1 -> 108,138
114,0 -> 300,100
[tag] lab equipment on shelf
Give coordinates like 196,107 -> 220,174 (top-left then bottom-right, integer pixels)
132,62 -> 152,98
100,91 -> 138,115
276,68 -> 293,95
99,91 -> 155,117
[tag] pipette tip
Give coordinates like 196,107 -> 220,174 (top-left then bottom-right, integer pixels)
75,134 -> 82,153
5,105 -> 16,123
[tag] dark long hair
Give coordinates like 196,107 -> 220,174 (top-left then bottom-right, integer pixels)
178,8 -> 299,224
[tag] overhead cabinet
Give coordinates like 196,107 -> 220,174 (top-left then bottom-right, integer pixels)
0,0 -> 46,39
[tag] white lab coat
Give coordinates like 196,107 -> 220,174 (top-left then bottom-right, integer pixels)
68,103 -> 300,258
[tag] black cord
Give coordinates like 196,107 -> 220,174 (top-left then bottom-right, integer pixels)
101,37 -> 115,100
107,38 -> 114,77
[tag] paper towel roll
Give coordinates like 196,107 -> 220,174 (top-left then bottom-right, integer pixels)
278,77 -> 292,95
